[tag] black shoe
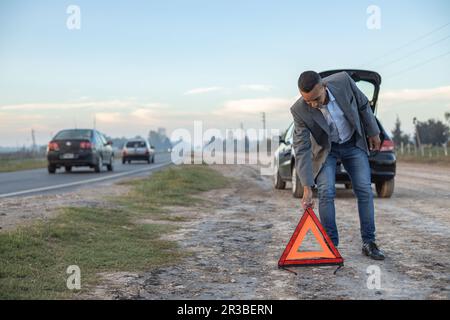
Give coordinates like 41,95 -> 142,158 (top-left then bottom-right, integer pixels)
362,242 -> 385,260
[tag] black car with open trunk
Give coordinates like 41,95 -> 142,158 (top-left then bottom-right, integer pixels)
274,69 -> 396,198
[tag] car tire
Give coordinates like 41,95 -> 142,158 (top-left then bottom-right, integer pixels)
48,164 -> 56,174
107,157 -> 114,171
292,166 -> 304,198
94,157 -> 103,173
376,179 -> 394,198
152,155 -> 155,163
65,166 -> 72,172
147,157 -> 151,164
274,167 -> 286,190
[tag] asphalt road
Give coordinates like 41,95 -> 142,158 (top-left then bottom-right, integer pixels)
0,153 -> 172,198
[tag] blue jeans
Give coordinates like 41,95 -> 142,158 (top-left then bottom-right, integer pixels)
315,135 -> 376,247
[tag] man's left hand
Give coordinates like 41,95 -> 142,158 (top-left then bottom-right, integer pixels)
368,134 -> 381,151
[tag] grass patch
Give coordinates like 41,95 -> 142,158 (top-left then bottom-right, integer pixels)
116,165 -> 230,220
0,158 -> 47,173
0,164 -> 229,299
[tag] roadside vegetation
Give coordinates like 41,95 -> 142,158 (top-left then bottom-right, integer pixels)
391,114 -> 449,166
396,146 -> 450,167
0,150 -> 47,173
0,165 -> 229,299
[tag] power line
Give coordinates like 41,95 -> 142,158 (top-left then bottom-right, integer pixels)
374,34 -> 450,70
357,21 -> 450,68
385,49 -> 450,79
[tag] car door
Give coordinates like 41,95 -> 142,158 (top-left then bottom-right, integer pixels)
94,131 -> 106,161
99,133 -> 112,162
278,123 -> 294,179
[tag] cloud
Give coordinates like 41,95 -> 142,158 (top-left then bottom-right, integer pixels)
184,87 -> 224,95
379,85 -> 450,107
95,112 -> 122,124
239,84 -> 273,92
0,100 -> 172,146
215,97 -> 295,116
0,100 -> 169,112
0,113 -> 47,128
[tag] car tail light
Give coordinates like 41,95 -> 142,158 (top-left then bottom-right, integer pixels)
80,141 -> 93,149
380,139 -> 395,152
47,142 -> 59,151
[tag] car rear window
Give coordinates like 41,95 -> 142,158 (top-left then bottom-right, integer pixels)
126,141 -> 146,148
54,129 -> 92,140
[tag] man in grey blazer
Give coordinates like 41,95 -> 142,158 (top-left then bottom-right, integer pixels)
290,70 -> 385,260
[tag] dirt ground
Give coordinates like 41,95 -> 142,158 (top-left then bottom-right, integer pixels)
1,162 -> 449,299
87,162 -> 450,300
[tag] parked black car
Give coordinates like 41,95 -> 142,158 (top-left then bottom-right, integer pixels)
274,69 -> 396,198
47,129 -> 114,174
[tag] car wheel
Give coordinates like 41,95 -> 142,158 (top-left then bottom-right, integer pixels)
94,157 -> 103,173
65,166 -> 72,172
48,164 -> 56,174
292,166 -> 304,198
147,157 -> 151,164
376,179 -> 394,198
107,156 -> 114,171
274,165 -> 286,190
152,155 -> 155,163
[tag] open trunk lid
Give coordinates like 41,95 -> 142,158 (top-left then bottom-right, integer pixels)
319,69 -> 381,114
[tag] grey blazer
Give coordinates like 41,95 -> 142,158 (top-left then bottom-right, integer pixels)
290,71 -> 380,187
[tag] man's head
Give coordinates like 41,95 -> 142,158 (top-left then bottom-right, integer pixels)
298,71 -> 327,108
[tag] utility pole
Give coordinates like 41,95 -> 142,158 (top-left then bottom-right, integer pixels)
31,128 -> 36,153
261,112 -> 266,132
413,117 -> 424,156
261,112 -> 266,142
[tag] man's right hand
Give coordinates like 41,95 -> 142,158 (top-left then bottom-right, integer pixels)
302,186 -> 315,210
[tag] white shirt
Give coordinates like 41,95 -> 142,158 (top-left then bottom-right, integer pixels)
319,88 -> 354,144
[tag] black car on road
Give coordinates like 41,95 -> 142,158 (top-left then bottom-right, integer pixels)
274,69 -> 396,198
47,129 -> 114,174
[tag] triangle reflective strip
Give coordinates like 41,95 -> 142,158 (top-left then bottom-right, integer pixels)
286,215 -> 335,260
278,208 -> 343,267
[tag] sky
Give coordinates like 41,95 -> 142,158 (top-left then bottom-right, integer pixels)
1,0 -> 450,147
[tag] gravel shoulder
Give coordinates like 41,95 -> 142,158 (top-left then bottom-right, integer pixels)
2,162 -> 449,299
87,162 -> 450,300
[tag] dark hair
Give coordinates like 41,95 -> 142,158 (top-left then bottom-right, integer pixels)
298,71 -> 322,93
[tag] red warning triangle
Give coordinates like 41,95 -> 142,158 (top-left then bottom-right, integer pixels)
278,207 -> 343,268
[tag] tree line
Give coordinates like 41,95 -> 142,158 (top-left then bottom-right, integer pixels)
391,112 -> 450,146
